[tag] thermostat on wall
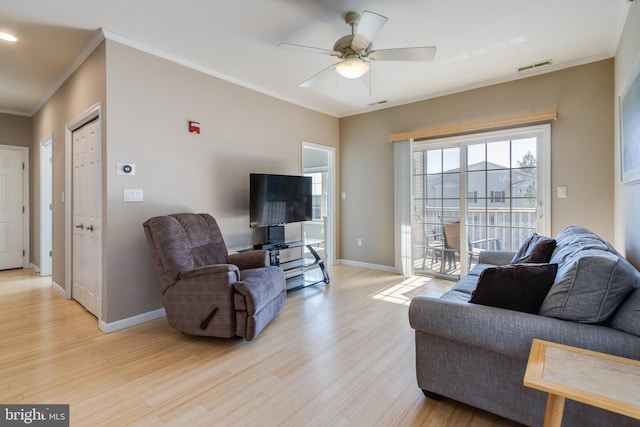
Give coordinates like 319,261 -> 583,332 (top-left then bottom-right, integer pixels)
117,162 -> 136,175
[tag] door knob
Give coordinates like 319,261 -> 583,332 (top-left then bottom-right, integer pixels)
86,225 -> 94,232
75,224 -> 84,229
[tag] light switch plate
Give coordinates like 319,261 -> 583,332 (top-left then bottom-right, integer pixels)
123,188 -> 143,202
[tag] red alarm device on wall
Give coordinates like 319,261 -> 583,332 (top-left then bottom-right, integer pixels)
188,121 -> 200,134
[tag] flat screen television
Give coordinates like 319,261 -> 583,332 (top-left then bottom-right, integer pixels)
250,173 -> 313,228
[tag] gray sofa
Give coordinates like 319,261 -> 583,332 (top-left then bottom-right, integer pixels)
409,226 -> 640,426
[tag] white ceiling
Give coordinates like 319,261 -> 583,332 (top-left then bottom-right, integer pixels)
0,0 -> 633,118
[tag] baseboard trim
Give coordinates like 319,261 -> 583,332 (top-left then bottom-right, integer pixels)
29,263 -> 41,273
337,259 -> 398,273
52,281 -> 66,296
99,308 -> 166,334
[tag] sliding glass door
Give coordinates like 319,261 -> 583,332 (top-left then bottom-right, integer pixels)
412,125 -> 550,278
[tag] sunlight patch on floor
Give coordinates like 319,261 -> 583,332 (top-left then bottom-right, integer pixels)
371,275 -> 453,306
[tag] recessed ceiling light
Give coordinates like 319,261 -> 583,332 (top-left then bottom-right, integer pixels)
0,32 -> 18,42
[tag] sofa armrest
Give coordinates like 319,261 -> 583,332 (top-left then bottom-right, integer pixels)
409,296 -> 640,361
478,250 -> 516,265
228,250 -> 270,270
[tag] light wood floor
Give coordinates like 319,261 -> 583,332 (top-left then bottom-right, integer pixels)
0,266 -> 522,426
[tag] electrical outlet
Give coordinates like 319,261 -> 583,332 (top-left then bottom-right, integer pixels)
557,186 -> 567,198
357,238 -> 363,246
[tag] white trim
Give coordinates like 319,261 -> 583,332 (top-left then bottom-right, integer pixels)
29,263 -> 40,273
101,29 -> 338,118
412,124 -> 552,274
337,259 -> 398,273
40,136 -> 53,276
65,102 -> 103,323
52,280 -> 65,296
393,139 -> 413,275
342,53 -> 612,118
302,142 -> 336,266
99,308 -> 166,334
538,124 -> 552,236
29,32 -> 105,117
0,145 -> 29,269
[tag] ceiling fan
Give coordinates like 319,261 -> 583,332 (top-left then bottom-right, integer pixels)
277,10 -> 436,88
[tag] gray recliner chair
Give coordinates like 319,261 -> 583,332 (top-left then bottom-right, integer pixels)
143,213 -> 286,341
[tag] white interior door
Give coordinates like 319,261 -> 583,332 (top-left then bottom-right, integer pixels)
72,119 -> 101,316
0,148 -> 24,270
40,139 -> 53,276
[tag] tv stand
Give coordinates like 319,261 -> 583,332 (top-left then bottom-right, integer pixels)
257,240 -> 329,291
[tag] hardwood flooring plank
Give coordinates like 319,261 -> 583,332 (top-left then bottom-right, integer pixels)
0,267 -> 523,426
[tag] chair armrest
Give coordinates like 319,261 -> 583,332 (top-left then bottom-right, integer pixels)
178,264 -> 240,280
409,296 -> 640,360
234,267 -> 286,315
228,250 -> 270,270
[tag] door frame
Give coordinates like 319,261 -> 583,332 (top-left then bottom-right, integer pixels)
39,136 -> 53,276
64,102 -> 103,322
0,144 -> 29,269
302,141 -> 336,266
412,124 -> 551,276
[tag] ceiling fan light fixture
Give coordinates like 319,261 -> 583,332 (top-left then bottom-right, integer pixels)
335,57 -> 369,78
0,32 -> 17,42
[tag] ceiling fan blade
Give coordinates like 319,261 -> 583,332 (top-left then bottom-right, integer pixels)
299,62 -> 341,87
351,10 -> 388,52
277,42 -> 339,56
369,46 -> 437,62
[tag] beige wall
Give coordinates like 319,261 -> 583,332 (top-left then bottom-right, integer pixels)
615,4 -> 640,269
31,41 -> 107,282
15,15 -> 637,322
340,59 -> 615,268
0,113 -> 32,147
102,40 -> 339,322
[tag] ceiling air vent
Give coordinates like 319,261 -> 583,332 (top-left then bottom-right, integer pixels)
517,59 -> 553,73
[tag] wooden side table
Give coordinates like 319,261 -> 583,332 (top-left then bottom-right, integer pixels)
523,339 -> 640,427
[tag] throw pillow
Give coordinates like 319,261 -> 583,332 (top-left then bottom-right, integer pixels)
470,263 -> 558,314
511,233 -> 556,264
540,250 -> 638,323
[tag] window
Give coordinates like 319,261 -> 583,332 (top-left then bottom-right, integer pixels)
412,125 -> 550,278
305,171 -> 326,220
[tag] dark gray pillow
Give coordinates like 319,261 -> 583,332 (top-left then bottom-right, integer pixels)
470,263 -> 558,314
512,233 -> 556,263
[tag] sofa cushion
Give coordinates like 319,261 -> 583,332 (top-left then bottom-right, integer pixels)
450,274 -> 481,295
549,226 -> 609,265
511,233 -> 556,264
469,263 -> 558,314
610,287 -> 640,336
540,250 -> 638,323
